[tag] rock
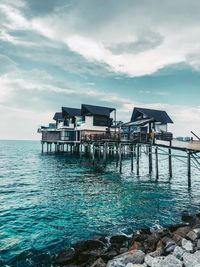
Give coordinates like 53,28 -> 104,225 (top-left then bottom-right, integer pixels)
182,238 -> 193,252
168,224 -> 188,232
172,233 -> 183,245
73,239 -> 105,253
126,264 -> 147,267
187,230 -> 199,241
161,255 -> 182,267
107,250 -> 145,267
129,241 -> 144,252
173,246 -> 184,260
145,255 -> 165,267
110,235 -> 129,245
149,248 -> 163,257
164,239 -> 176,254
194,228 -> 200,238
194,250 -> 200,261
120,247 -> 129,254
101,249 -> 118,261
91,258 -> 106,267
183,252 -> 199,267
54,248 -> 76,265
197,239 -> 200,250
182,211 -> 195,224
173,226 -> 190,238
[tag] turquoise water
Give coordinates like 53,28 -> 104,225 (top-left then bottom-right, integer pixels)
0,140 -> 200,267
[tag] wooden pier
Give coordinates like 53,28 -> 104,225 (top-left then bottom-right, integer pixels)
41,137 -> 200,188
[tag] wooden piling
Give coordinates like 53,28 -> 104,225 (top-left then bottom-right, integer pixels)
131,145 -> 134,172
169,141 -> 172,178
136,144 -> 140,176
148,145 -> 152,174
155,146 -> 159,180
187,151 -> 191,187
119,143 -> 122,173
41,142 -> 44,153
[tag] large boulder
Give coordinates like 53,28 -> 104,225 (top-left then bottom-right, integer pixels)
107,250 -> 145,267
73,239 -> 106,253
54,248 -> 76,265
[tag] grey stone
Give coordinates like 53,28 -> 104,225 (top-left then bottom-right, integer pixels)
183,252 -> 199,267
194,250 -> 200,261
193,228 -> 200,237
160,255 -> 182,267
91,258 -> 106,267
173,246 -> 184,260
145,255 -> 165,267
120,247 -> 129,254
107,250 -> 145,267
182,238 -> 193,252
165,240 -> 176,253
187,231 -> 199,241
197,239 -> 200,250
149,248 -> 163,257
125,264 -> 147,267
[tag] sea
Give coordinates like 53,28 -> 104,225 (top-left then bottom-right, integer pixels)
0,140 -> 200,267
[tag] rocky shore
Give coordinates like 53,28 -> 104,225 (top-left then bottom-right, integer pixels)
54,212 -> 200,267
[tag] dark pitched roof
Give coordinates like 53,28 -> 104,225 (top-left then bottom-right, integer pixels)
131,107 -> 173,124
62,107 -> 81,117
81,104 -> 115,116
53,112 -> 63,121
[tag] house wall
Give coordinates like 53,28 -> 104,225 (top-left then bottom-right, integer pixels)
77,116 -> 109,131
155,124 -> 167,133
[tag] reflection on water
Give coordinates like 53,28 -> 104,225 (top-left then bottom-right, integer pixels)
0,140 -> 199,267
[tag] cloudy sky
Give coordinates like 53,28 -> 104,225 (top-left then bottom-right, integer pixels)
0,0 -> 200,140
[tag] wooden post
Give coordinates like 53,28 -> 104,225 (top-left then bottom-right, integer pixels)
119,143 -> 122,173
136,144 -> 140,176
92,144 -> 95,165
50,143 -> 52,153
148,145 -> 152,174
187,151 -> 191,187
103,143 -> 107,163
47,143 -> 49,153
155,146 -> 159,181
41,142 -> 44,153
169,140 -> 172,178
131,145 -> 134,172
116,144 -> 119,168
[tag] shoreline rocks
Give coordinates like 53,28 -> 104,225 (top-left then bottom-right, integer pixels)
54,212 -> 200,267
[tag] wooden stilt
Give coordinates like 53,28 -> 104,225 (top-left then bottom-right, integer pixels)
155,146 -> 159,181
131,145 -> 134,172
119,143 -> 122,173
187,151 -> 191,187
136,144 -> 140,176
169,141 -> 172,178
41,142 -> 44,153
149,145 -> 152,174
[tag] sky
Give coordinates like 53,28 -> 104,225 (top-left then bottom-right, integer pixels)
0,0 -> 200,140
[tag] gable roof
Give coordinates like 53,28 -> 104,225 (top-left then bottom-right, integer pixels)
81,104 -> 115,116
53,112 -> 63,121
131,107 -> 173,124
62,107 -> 81,117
